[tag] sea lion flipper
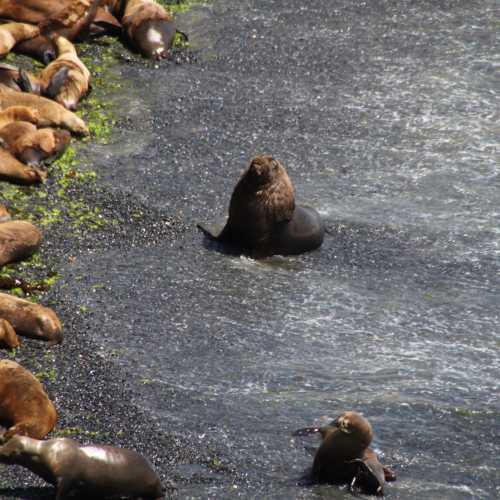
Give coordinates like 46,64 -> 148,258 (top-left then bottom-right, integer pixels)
17,69 -> 33,93
44,67 -> 70,99
196,223 -> 220,242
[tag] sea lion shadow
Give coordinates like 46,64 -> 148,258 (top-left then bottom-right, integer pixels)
0,487 -> 53,499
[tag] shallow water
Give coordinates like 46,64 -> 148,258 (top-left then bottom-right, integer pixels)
70,0 -> 498,498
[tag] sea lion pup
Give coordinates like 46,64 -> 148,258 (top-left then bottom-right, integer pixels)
0,360 -> 57,440
0,318 -> 20,349
121,0 -> 177,59
198,155 -> 325,258
294,411 -> 395,496
0,148 -> 47,184
0,220 -> 42,266
0,121 -> 71,165
38,36 -> 90,110
0,22 -> 39,57
0,87 -> 88,135
0,435 -> 164,499
0,292 -> 62,344
0,106 -> 39,128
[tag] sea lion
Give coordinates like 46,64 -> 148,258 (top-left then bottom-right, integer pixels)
0,318 -> 20,349
0,435 -> 164,499
12,35 -> 56,65
0,121 -> 71,165
121,0 -> 176,59
0,292 -> 62,344
0,148 -> 47,185
0,220 -> 42,266
0,203 -> 10,222
0,106 -> 39,128
0,63 -> 40,93
0,87 -> 88,135
0,22 -> 39,57
38,36 -> 90,110
0,360 -> 57,440
295,411 -> 395,496
198,155 -> 325,258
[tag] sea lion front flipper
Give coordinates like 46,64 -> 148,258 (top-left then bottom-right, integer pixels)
44,67 -> 70,100
383,466 -> 396,482
292,426 -> 321,437
16,69 -> 33,93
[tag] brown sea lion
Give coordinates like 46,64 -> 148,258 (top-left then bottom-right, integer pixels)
0,435 -> 163,499
0,106 -> 39,128
0,121 -> 71,165
0,292 -> 62,344
198,155 -> 325,258
0,220 -> 42,266
0,148 -> 47,185
0,22 -> 39,57
11,35 -> 56,65
38,36 -> 90,110
0,360 -> 57,440
0,318 -> 20,349
121,0 -> 176,59
0,87 -> 88,135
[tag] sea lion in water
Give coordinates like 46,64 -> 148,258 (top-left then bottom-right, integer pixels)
0,87 -> 88,135
198,155 -> 324,258
0,292 -> 62,344
0,121 -> 71,166
0,360 -> 57,440
0,435 -> 164,499
294,411 -> 395,496
0,22 -> 40,57
0,318 -> 20,349
0,220 -> 42,266
0,148 -> 47,185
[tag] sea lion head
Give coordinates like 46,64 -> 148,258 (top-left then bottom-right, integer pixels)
332,411 -> 373,448
245,154 -> 289,187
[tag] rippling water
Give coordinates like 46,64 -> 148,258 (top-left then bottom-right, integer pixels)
70,0 -> 498,498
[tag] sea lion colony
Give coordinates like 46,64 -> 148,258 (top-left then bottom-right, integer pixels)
0,1 -> 395,498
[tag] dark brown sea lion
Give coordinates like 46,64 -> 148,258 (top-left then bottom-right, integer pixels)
198,155 -> 324,258
0,220 -> 42,266
121,0 -> 176,59
0,359 -> 57,440
0,22 -> 39,57
0,435 -> 164,499
294,411 -> 395,496
0,318 -> 20,349
11,35 -> 56,65
0,292 -> 62,344
0,87 -> 88,135
0,148 -> 47,184
0,121 -> 71,165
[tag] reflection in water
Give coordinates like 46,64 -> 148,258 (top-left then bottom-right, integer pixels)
74,0 -> 498,498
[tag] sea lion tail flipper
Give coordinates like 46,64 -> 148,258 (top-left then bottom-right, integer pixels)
196,223 -> 220,242
44,67 -> 70,99
292,426 -> 321,437
17,69 -> 33,93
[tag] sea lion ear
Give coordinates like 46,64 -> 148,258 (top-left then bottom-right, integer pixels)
44,67 -> 70,99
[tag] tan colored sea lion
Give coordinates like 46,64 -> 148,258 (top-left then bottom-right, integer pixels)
0,148 -> 47,184
38,36 -> 90,110
0,87 -> 88,135
0,22 -> 39,57
0,106 -> 39,129
122,0 -> 176,59
0,435 -> 163,499
0,318 -> 20,349
0,121 -> 71,165
0,203 -> 10,222
198,155 -> 325,257
0,292 -> 62,344
0,359 -> 57,440
0,220 -> 42,266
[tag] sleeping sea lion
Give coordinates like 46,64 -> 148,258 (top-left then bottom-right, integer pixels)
121,0 -> 176,59
0,292 -> 62,344
11,35 -> 56,65
0,220 -> 42,266
0,318 -> 20,349
38,36 -> 90,110
0,22 -> 39,57
0,360 -> 57,440
0,106 -> 39,129
0,435 -> 163,499
0,121 -> 71,165
198,155 -> 324,258
0,87 -> 88,135
0,148 -> 47,185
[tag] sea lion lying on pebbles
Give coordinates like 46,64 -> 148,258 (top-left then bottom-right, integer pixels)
0,360 -> 57,440
0,220 -> 42,266
0,435 -> 164,499
0,22 -> 40,57
0,292 -> 62,344
0,121 -> 71,166
0,148 -> 47,184
0,87 -> 88,135
198,155 -> 324,258
0,318 -> 20,349
294,411 -> 396,496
